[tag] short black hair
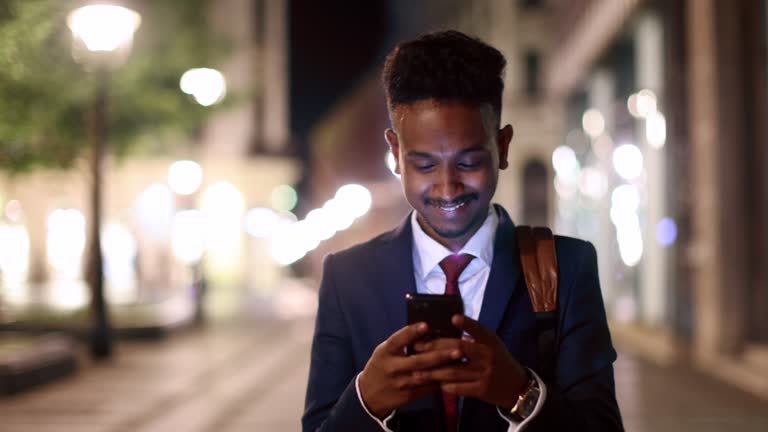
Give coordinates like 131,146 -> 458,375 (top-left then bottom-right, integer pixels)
382,30 -> 507,118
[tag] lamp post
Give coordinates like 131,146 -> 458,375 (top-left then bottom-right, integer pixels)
67,4 -> 141,358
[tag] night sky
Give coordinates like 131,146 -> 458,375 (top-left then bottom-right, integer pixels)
289,0 -> 390,140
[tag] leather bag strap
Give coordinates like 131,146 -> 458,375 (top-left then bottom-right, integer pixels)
516,225 -> 559,382
516,226 -> 558,312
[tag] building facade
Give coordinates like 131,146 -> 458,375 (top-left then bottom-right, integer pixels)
546,0 -> 768,398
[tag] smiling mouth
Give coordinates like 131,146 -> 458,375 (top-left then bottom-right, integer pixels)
438,201 -> 467,212
427,194 -> 476,213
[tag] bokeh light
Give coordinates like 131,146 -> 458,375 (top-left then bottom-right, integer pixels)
335,184 -> 372,218
136,183 -> 174,238
271,184 -> 298,212
103,222 -> 138,299
180,68 -> 227,106
618,229 -> 644,267
612,144 -> 644,181
646,111 -> 667,148
582,108 -> 606,138
611,184 -> 641,212
630,89 -> 658,118
323,198 -> 356,231
0,224 -> 30,286
171,210 -> 206,264
168,160 -> 203,195
305,208 -> 337,241
244,207 -> 281,238
201,181 -> 244,272
579,167 -> 609,200
4,199 -> 23,222
46,209 -> 87,279
552,145 -> 581,183
656,217 -> 678,247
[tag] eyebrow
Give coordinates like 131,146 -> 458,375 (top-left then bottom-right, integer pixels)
405,145 -> 488,159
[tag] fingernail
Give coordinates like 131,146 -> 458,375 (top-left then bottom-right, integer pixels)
451,349 -> 461,358
417,323 -> 427,331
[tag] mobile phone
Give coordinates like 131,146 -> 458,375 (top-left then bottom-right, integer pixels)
405,293 -> 463,355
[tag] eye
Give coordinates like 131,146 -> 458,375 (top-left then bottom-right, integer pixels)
410,160 -> 435,172
457,160 -> 481,169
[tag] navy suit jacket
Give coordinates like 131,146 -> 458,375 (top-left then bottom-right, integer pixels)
303,206 -> 623,431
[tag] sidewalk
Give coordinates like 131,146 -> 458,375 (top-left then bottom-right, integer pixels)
0,318 -> 314,432
0,317 -> 766,432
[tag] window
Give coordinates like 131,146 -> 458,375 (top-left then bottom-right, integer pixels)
525,51 -> 540,98
520,0 -> 544,9
522,159 -> 549,226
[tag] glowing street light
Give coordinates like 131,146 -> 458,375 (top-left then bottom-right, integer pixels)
67,3 -> 141,359
68,5 -> 141,51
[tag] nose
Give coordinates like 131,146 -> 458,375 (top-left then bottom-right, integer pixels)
432,165 -> 463,199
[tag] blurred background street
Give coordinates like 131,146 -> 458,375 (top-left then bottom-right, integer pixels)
1,314 -> 767,432
1,0 -> 767,431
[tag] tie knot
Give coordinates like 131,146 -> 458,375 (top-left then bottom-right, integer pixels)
439,253 -> 474,285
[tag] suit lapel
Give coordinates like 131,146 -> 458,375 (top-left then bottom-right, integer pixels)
375,213 -> 443,417
375,213 -> 418,338
477,205 -> 522,333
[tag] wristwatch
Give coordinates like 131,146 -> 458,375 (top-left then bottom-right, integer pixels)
507,372 -> 541,422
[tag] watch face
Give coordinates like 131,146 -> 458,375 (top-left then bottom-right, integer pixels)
519,387 -> 541,417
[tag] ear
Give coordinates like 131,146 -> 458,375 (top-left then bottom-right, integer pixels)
385,128 -> 402,175
497,124 -> 513,170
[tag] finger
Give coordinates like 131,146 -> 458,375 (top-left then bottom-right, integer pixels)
452,315 -> 496,345
392,372 -> 439,391
384,322 -> 429,354
415,363 -> 485,382
456,338 -> 490,361
414,337 -> 463,353
396,348 -> 463,372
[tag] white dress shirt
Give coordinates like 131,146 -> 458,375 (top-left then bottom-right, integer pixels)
356,206 -> 546,431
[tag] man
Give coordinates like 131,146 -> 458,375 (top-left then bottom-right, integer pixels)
303,30 -> 623,432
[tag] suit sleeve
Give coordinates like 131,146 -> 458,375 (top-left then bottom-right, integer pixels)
302,254 -> 389,432
527,241 -> 624,431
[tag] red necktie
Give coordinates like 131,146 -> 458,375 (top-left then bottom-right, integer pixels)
438,254 -> 474,432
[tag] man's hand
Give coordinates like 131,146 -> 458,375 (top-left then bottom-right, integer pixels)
413,315 -> 529,410
358,322 -> 464,418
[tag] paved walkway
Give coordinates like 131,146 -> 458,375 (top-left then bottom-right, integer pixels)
0,318 -> 766,432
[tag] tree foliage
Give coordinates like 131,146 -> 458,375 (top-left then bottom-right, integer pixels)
0,0 -> 219,173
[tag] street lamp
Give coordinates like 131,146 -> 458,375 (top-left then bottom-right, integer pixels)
67,4 -> 141,359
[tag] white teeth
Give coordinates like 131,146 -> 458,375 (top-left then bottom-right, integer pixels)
439,201 -> 466,212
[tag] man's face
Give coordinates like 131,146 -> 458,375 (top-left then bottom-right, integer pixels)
386,100 -> 512,251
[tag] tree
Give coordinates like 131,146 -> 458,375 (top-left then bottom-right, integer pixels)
0,0 -> 223,357
0,0 -> 217,171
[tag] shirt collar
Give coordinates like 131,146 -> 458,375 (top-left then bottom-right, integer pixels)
411,206 -> 498,280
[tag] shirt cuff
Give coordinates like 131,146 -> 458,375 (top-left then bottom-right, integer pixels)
355,373 -> 396,432
495,368 -> 548,432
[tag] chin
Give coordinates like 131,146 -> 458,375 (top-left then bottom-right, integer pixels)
428,220 -> 475,240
